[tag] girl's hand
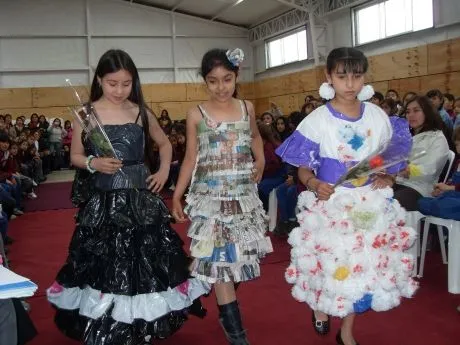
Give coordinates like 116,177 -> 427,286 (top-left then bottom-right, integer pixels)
146,169 -> 168,193
90,158 -> 123,174
171,198 -> 187,223
252,159 -> 265,183
311,179 -> 335,201
432,182 -> 455,196
371,174 -> 395,190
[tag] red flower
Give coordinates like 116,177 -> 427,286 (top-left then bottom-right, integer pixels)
369,155 -> 384,168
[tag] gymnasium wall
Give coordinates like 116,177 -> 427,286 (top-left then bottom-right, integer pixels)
252,37 -> 460,116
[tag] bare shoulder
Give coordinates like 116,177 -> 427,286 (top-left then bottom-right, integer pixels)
186,106 -> 202,125
243,100 -> 255,115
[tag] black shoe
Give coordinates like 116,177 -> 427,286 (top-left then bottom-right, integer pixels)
219,301 -> 250,345
312,310 -> 330,336
336,329 -> 360,345
286,220 -> 299,234
273,221 -> 289,238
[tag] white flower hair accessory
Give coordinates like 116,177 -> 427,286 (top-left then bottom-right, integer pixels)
319,82 -> 335,100
226,48 -> 244,67
357,84 -> 374,101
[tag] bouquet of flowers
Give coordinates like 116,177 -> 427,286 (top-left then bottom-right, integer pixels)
66,79 -> 119,159
334,141 -> 426,187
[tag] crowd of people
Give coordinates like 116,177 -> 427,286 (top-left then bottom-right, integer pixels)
0,113 -> 73,256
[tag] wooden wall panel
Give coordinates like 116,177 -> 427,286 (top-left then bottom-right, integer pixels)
420,72 -> 460,96
238,83 -> 255,99
185,83 -> 208,101
269,94 -> 300,116
371,81 -> 389,95
367,46 -> 427,82
0,88 -> 32,108
427,38 -> 460,74
148,83 -> 187,102
32,86 -> 88,107
388,77 -> 421,96
254,97 -> 270,117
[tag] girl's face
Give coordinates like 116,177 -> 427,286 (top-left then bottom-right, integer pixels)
205,66 -> 236,102
386,91 -> 399,101
454,100 -> 460,115
99,69 -> 133,105
262,114 -> 273,125
16,118 -> 24,126
177,134 -> 185,145
454,140 -> 460,155
20,142 -> 28,151
64,121 -> 71,129
39,115 -> 46,123
444,97 -> 453,111
405,100 -> 425,130
327,67 -> 365,102
5,115 -> 11,124
31,114 -> 38,122
10,145 -> 18,156
276,119 -> 285,133
53,120 -> 61,127
169,136 -> 177,147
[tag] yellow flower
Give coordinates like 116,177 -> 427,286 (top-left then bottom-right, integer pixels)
333,266 -> 350,281
350,176 -> 368,187
408,163 -> 422,177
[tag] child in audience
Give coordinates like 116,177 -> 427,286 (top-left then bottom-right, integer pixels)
380,98 -> 398,117
62,120 -> 73,168
28,114 -> 39,130
172,48 -> 272,344
454,97 -> 460,129
275,116 -> 290,141
7,143 -> 36,198
370,91 -> 384,105
277,47 -> 417,345
47,118 -> 66,170
427,89 -> 453,130
444,93 -> 455,120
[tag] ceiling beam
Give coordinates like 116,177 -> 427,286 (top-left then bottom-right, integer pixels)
211,0 -> 245,21
275,0 -> 322,13
172,0 -> 188,11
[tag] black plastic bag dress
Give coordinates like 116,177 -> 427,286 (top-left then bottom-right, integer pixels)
47,123 -> 209,345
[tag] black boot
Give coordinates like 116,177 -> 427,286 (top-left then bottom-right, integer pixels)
218,301 -> 249,345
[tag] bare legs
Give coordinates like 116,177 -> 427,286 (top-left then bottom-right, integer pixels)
340,313 -> 357,345
215,281 -> 237,305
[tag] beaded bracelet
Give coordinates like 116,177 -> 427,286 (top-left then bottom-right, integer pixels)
304,175 -> 317,191
85,155 -> 96,174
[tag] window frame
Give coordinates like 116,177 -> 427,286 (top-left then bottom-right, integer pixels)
265,26 -> 309,69
352,0 -> 434,46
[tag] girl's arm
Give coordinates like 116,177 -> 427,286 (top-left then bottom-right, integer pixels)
247,101 -> 265,183
145,111 -> 172,192
171,108 -> 201,222
298,167 -> 334,200
70,120 -> 122,174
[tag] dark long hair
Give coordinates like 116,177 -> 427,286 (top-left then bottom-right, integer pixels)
90,49 -> 156,172
200,48 -> 239,98
403,96 -> 444,135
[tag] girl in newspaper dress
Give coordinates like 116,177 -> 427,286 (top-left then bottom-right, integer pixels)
46,49 -> 209,345
171,48 -> 272,345
276,47 -> 418,345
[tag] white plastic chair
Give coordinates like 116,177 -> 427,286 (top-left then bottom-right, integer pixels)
419,216 -> 460,293
442,150 -> 456,183
268,189 -> 278,232
405,211 -> 425,276
418,149 -> 457,277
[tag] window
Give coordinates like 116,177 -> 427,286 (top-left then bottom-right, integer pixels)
353,0 -> 433,46
266,29 -> 308,68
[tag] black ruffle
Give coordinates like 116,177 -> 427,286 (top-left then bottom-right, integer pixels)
57,189 -> 191,295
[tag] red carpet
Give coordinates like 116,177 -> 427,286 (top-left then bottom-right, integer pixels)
25,182 -> 74,212
8,208 -> 460,345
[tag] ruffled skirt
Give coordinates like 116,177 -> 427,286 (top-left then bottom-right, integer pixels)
185,187 -> 273,284
47,189 -> 210,345
285,186 -> 418,317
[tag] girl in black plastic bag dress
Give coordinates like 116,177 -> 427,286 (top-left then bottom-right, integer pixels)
46,49 -> 210,345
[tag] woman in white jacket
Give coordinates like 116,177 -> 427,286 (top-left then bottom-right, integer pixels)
394,95 -> 450,210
